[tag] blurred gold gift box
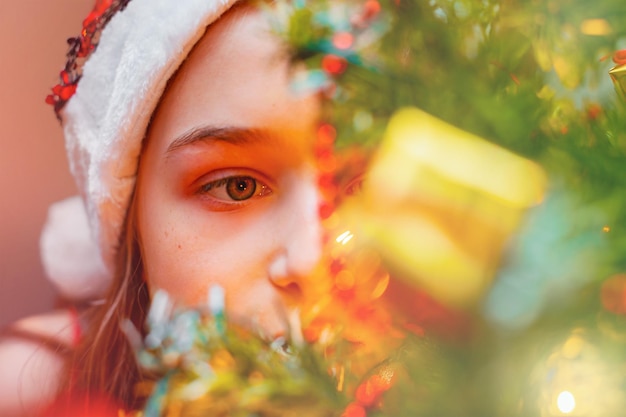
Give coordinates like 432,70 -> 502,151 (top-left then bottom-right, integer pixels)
344,108 -> 547,308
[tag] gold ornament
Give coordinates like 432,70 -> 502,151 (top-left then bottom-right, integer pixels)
609,64 -> 626,98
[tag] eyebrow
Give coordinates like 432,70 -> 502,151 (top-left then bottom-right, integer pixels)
165,126 -> 273,156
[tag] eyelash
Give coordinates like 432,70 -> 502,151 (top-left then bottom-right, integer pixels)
197,174 -> 273,209
194,171 -> 362,211
344,175 -> 365,197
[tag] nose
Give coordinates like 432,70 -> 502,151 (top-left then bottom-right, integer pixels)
268,172 -> 323,293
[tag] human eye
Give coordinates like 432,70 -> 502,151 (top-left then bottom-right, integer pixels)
344,174 -> 365,197
198,174 -> 273,207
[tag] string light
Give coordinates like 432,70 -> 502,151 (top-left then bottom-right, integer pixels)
557,390 -> 576,414
336,230 -> 355,245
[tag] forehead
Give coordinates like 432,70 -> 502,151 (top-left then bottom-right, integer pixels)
145,5 -> 320,155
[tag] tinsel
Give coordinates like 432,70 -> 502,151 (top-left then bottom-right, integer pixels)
124,290 -> 346,417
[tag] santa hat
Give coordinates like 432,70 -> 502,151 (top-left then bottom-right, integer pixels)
42,0 -> 239,300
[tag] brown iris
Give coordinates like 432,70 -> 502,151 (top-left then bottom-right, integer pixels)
226,176 -> 257,201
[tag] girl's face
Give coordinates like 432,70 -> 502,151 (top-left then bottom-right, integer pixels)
136,6 -> 324,338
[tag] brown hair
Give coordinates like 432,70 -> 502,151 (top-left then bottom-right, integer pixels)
64,192 -> 150,410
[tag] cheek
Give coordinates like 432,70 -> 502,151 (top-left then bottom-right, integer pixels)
139,199 -> 278,306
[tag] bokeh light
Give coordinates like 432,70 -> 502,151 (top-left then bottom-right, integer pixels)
557,390 -> 576,414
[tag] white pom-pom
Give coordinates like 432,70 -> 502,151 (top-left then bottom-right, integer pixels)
40,196 -> 111,301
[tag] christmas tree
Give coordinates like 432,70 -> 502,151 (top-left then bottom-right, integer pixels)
117,1 -> 626,416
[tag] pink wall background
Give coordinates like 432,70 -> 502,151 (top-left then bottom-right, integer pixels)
0,0 -> 92,327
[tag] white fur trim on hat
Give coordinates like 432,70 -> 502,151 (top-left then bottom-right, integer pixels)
40,196 -> 109,301
52,0 -> 239,298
